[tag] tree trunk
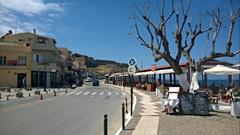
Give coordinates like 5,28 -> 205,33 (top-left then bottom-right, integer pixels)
189,71 -> 201,93
176,73 -> 190,92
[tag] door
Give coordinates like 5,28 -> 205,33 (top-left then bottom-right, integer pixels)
17,73 -> 26,88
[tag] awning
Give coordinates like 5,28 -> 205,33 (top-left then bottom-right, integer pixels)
134,69 -> 175,76
142,71 -> 155,75
134,72 -> 143,76
155,69 -> 174,74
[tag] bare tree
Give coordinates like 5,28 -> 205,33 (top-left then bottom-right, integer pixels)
130,0 -> 240,92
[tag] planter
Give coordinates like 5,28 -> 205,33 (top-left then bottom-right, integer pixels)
34,91 -> 41,95
16,92 -> 23,98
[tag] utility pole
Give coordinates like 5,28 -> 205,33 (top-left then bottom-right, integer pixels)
44,65 -> 47,92
130,74 -> 133,116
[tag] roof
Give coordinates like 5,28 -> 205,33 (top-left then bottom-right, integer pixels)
136,63 -> 188,73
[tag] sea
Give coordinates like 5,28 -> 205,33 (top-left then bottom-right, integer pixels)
134,76 -> 239,88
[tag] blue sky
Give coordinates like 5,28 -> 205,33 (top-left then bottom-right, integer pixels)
0,0 -> 239,69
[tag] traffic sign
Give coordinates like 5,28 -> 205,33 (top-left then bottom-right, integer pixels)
151,64 -> 157,71
128,65 -> 136,75
128,58 -> 137,66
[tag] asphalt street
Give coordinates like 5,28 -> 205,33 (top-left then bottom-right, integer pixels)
0,82 -> 129,135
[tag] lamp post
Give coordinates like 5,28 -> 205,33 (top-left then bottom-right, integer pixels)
44,65 -> 47,92
38,70 -> 40,90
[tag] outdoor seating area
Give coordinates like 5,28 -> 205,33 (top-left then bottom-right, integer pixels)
106,62 -> 240,118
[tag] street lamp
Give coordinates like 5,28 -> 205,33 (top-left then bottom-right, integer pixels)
44,65 -> 47,92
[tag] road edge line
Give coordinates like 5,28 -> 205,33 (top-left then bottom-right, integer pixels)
106,84 -> 137,135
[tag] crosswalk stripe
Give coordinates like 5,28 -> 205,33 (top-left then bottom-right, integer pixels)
83,91 -> 90,95
107,92 -> 111,96
99,92 -> 104,95
91,92 -> 97,95
75,91 -> 83,95
115,92 -> 119,95
68,91 -> 76,95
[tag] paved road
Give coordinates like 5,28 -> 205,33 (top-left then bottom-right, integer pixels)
0,82 -> 128,135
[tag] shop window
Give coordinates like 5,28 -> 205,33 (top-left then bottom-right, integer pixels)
0,56 -> 6,65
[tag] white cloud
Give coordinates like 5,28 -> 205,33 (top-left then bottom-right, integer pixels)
0,0 -> 64,37
0,0 -> 64,16
48,13 -> 61,18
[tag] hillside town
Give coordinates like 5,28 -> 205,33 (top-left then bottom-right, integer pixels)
0,30 -> 128,90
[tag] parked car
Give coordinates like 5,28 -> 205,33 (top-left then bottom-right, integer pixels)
71,84 -> 77,89
92,79 -> 99,86
85,77 -> 92,82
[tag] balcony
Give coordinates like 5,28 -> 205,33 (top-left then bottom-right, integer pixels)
0,65 -> 29,70
31,62 -> 60,72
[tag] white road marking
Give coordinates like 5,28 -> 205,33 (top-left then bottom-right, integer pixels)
67,91 -> 76,95
115,92 -> 119,96
83,91 -> 90,95
107,92 -> 111,96
99,92 -> 104,95
75,91 -> 83,95
122,92 -> 126,96
91,92 -> 97,95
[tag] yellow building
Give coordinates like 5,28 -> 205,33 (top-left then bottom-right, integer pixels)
0,42 -> 32,89
0,30 -> 61,89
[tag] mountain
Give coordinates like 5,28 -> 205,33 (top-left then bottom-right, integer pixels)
71,53 -> 128,75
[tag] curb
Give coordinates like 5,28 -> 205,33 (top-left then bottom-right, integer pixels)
105,84 -> 137,135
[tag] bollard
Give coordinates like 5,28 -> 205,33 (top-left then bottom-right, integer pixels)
122,103 -> 125,130
104,114 -> 108,135
29,92 -> 31,97
6,95 -> 9,100
125,98 -> 128,113
0,93 -> 1,99
54,90 -> 56,96
65,89 -> 68,94
40,94 -> 43,100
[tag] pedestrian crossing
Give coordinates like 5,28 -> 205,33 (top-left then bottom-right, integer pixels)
75,91 -> 83,95
66,90 -> 125,97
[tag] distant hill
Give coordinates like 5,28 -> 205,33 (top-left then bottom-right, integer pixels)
72,53 -> 128,75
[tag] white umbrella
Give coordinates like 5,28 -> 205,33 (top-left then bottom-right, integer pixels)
203,65 -> 240,75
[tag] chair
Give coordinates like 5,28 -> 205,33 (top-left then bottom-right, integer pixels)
165,87 -> 181,114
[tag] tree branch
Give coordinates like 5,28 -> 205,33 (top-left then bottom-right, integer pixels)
226,3 -> 240,53
186,27 -> 212,53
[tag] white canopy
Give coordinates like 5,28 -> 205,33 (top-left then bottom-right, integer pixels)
203,65 -> 240,75
155,69 -> 174,74
134,68 -> 175,76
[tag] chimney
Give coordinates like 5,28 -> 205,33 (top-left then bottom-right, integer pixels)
33,29 -> 36,35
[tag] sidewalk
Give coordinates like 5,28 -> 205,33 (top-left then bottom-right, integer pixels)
111,85 -> 240,135
0,87 -> 76,108
118,87 -> 160,135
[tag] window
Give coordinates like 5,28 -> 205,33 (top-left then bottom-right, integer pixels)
0,56 -> 6,65
32,54 -> 42,64
18,56 -> 27,66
